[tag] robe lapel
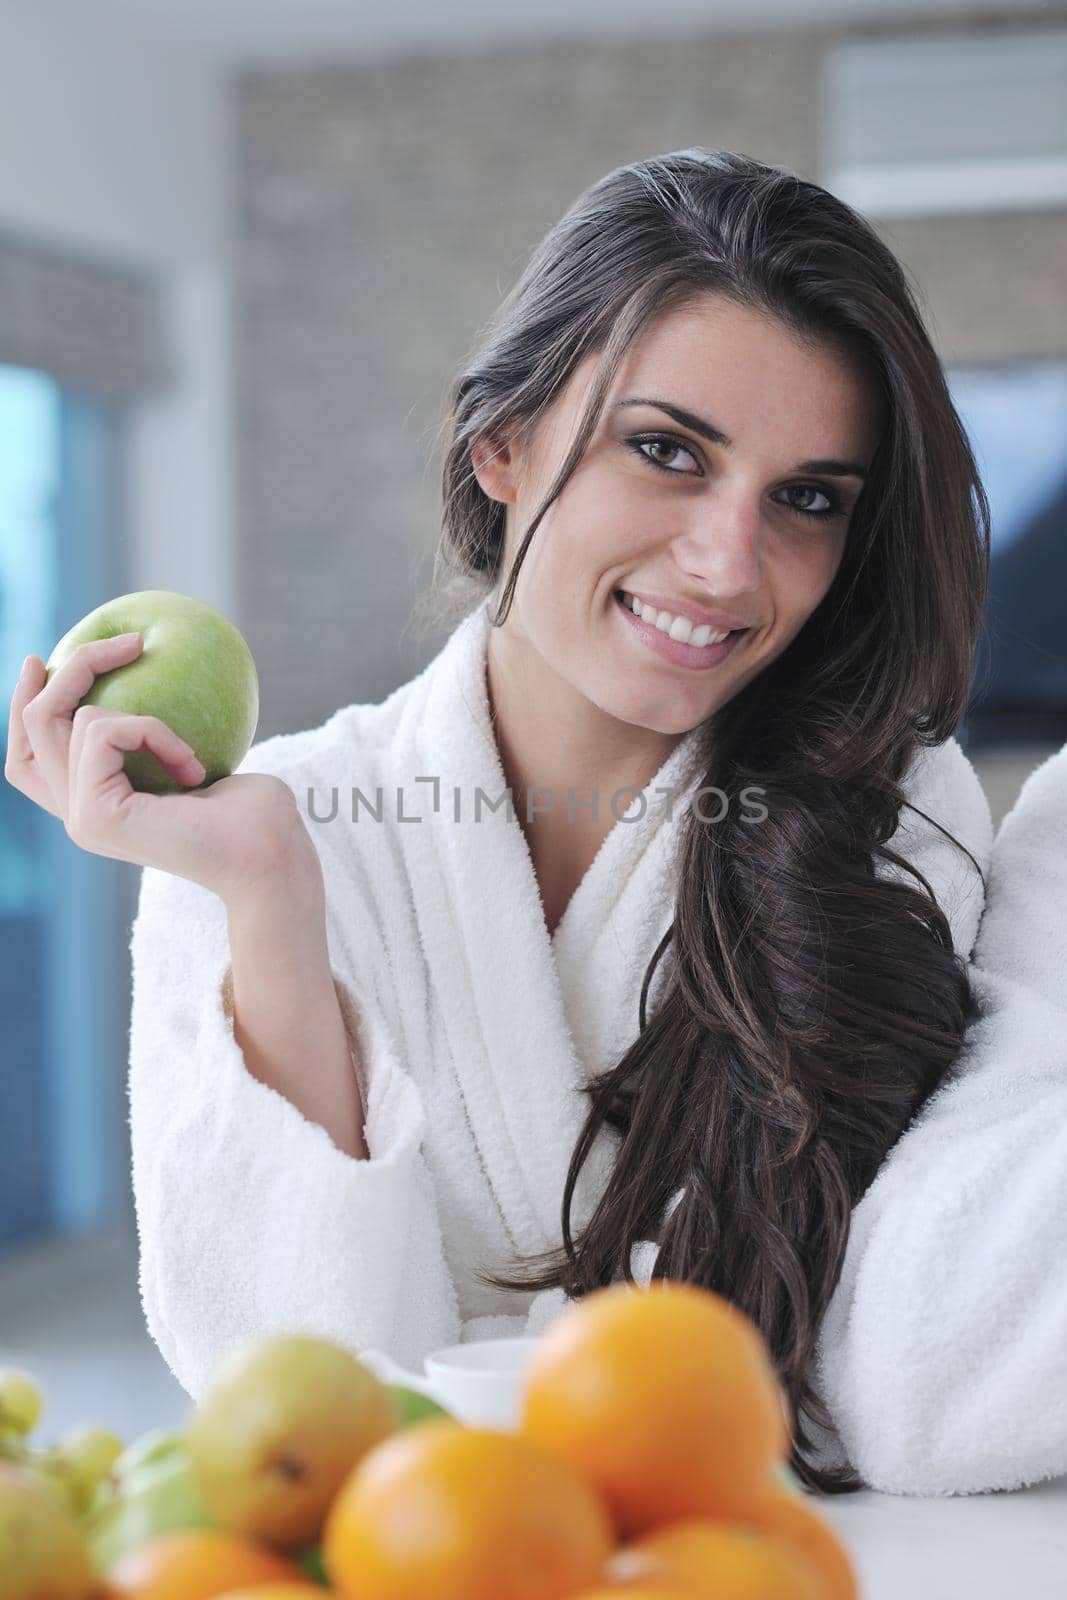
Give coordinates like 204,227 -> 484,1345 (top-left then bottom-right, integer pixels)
396,599 -> 706,1259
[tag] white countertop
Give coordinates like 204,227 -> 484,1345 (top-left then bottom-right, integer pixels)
819,1472 -> 1067,1599
365,1346 -> 1067,1598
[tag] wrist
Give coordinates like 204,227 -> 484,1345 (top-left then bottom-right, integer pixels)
222,827 -> 325,927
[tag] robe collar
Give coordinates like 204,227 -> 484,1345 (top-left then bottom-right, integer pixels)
395,598 -> 706,1257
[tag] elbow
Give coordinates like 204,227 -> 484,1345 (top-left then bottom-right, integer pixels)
136,1264 -> 203,1405
822,1346 -> 1067,1497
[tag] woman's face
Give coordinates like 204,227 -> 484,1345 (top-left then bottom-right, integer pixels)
473,291 -> 885,739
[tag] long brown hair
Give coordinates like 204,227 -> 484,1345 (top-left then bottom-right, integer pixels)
414,148 -> 990,1493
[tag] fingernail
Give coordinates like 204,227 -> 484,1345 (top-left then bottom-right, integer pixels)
116,632 -> 141,644
19,655 -> 33,678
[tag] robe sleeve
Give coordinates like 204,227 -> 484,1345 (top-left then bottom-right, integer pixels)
814,741 -> 1067,1494
128,862 -> 461,1401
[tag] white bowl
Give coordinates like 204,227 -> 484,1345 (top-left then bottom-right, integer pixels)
423,1337 -> 540,1428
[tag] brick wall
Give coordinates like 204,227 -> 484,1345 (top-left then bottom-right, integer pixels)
234,12 -> 1067,743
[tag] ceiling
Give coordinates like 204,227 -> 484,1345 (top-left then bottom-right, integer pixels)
67,0 -> 1048,68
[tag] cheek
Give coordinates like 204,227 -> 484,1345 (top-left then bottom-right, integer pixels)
560,475 -> 648,566
789,532 -> 847,611
761,539 -> 844,651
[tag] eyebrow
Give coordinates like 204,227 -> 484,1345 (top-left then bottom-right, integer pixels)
612,397 -> 870,481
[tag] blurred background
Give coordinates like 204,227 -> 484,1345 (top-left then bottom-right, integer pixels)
0,0 -> 1065,1444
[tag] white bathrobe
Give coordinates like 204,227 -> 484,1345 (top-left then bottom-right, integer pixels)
128,596 -> 1066,1497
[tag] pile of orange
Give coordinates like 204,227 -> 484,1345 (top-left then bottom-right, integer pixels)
99,1282 -> 859,1600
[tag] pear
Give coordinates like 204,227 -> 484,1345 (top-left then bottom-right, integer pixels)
187,1334 -> 396,1549
0,1460 -> 95,1599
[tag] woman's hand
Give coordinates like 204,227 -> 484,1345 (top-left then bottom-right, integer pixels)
5,633 -> 312,903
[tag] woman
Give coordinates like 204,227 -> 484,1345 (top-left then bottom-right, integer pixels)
7,149 -> 1064,1497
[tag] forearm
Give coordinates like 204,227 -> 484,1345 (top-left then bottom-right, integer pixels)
224,854 -> 369,1161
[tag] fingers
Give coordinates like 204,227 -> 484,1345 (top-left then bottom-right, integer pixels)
17,634 -> 144,817
66,709 -> 205,857
4,655 -> 59,815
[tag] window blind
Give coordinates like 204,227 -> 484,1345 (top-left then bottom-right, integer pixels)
0,227 -> 172,401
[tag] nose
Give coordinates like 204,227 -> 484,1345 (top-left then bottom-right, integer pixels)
670,495 -> 764,598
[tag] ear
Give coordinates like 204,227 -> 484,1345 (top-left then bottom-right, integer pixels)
470,427 -> 525,505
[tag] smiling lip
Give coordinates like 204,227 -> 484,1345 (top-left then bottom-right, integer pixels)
614,590 -> 747,671
618,589 -> 755,634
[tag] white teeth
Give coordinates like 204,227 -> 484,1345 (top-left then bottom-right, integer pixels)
621,592 -> 730,648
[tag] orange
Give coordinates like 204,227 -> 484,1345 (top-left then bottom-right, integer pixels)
519,1282 -> 789,1538
737,1486 -> 858,1600
213,1591 -> 329,1600
569,1591 -> 692,1599
322,1416 -> 613,1600
739,1484 -> 863,1600
100,1529 -> 304,1599
604,1517 -> 825,1597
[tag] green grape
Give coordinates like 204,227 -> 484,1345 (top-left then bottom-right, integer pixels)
0,1430 -> 29,1467
54,1426 -> 126,1516
19,1444 -> 83,1518
0,1369 -> 43,1436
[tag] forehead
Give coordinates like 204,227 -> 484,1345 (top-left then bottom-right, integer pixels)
567,293 -> 884,459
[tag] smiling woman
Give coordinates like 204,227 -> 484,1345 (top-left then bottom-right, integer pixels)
103,147 -> 1058,1506
413,146 -> 991,1491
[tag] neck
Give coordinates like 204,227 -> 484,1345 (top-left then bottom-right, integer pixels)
484,617 -> 682,852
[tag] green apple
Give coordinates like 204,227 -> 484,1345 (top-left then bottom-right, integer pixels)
386,1383 -> 452,1426
295,1542 -> 329,1584
101,1424 -> 187,1483
85,1433 -> 217,1577
772,1459 -> 803,1495
45,589 -> 259,795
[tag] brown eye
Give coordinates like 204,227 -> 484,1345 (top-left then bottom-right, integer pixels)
775,483 -> 847,521
629,434 -> 701,476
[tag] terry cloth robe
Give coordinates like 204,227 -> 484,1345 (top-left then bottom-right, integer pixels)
128,596 -> 1064,1495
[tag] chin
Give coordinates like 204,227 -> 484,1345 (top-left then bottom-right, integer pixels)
592,686 -> 710,739
647,711 -> 711,738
